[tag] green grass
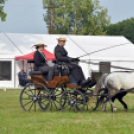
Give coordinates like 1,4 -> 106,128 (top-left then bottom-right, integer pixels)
1,89 -> 134,134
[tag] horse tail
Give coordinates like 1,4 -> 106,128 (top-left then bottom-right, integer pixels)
88,73 -> 108,107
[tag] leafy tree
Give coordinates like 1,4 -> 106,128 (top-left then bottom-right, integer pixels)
43,0 -> 111,35
0,0 -> 7,21
104,18 -> 134,44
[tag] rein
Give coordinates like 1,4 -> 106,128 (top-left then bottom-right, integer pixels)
80,60 -> 134,71
92,87 -> 134,97
77,42 -> 132,59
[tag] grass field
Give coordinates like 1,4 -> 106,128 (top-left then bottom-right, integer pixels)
1,89 -> 134,134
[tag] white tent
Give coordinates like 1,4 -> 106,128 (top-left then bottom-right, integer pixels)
0,33 -> 133,88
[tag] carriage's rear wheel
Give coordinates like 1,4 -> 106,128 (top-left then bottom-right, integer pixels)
37,89 -> 51,111
60,89 -> 86,112
20,83 -> 50,112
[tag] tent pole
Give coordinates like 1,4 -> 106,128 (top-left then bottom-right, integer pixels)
22,60 -> 24,69
14,59 -> 16,88
88,59 -> 91,77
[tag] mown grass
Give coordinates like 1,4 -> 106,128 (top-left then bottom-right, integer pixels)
0,89 -> 134,134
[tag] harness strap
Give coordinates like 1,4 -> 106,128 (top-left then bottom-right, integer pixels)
81,60 -> 134,71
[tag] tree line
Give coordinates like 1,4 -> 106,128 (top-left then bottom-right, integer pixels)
0,0 -> 7,21
43,0 -> 111,35
43,0 -> 134,44
104,18 -> 134,44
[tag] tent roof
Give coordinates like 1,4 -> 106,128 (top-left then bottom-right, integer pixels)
0,54 -> 15,59
0,33 -> 133,60
15,48 -> 55,60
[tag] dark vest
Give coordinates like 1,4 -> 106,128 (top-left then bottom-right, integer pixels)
34,50 -> 46,71
54,45 -> 70,63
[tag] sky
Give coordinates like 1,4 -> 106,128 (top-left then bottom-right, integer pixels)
0,0 -> 134,34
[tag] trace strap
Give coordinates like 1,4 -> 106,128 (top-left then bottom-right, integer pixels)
80,60 -> 134,71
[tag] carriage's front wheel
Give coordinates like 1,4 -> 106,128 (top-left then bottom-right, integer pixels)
38,88 -> 51,111
60,89 -> 86,112
20,83 -> 50,112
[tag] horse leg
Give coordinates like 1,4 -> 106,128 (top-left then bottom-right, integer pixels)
118,98 -> 128,111
111,97 -> 116,112
109,97 -> 117,112
102,97 -> 107,112
107,88 -> 118,112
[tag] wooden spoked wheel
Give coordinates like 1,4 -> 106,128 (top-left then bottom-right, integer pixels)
49,87 -> 65,110
20,83 -> 50,112
60,89 -> 86,112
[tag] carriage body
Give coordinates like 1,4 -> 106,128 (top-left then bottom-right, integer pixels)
30,74 -> 82,89
20,60 -> 97,112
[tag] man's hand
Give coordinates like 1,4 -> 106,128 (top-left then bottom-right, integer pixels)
69,58 -> 80,62
75,58 -> 80,62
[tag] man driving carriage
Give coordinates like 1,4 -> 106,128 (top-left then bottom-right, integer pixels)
54,36 -> 95,86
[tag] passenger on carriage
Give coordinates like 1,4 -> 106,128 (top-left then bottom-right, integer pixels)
33,43 -> 54,81
54,36 -> 96,87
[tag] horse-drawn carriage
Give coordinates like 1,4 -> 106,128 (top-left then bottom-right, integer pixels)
20,60 -> 97,112
20,59 -> 134,113
20,39 -> 134,113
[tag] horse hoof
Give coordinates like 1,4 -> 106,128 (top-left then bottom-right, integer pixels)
102,109 -> 107,113
125,109 -> 128,112
113,108 -> 117,112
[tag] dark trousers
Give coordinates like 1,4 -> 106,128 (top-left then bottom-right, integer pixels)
38,64 -> 51,72
69,64 -> 85,83
38,65 -> 54,81
19,79 -> 28,87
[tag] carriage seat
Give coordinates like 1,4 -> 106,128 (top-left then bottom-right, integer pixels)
53,63 -> 69,76
29,71 -> 44,75
28,60 -> 49,76
28,60 -> 69,81
53,62 -> 78,85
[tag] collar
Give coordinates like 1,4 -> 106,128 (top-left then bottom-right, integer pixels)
58,44 -> 63,47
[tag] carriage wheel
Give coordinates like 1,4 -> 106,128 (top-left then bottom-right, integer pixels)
20,83 -> 50,112
36,85 -> 51,112
60,89 -> 86,112
49,87 -> 65,111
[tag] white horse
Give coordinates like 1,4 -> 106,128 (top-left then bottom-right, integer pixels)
88,72 -> 134,112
